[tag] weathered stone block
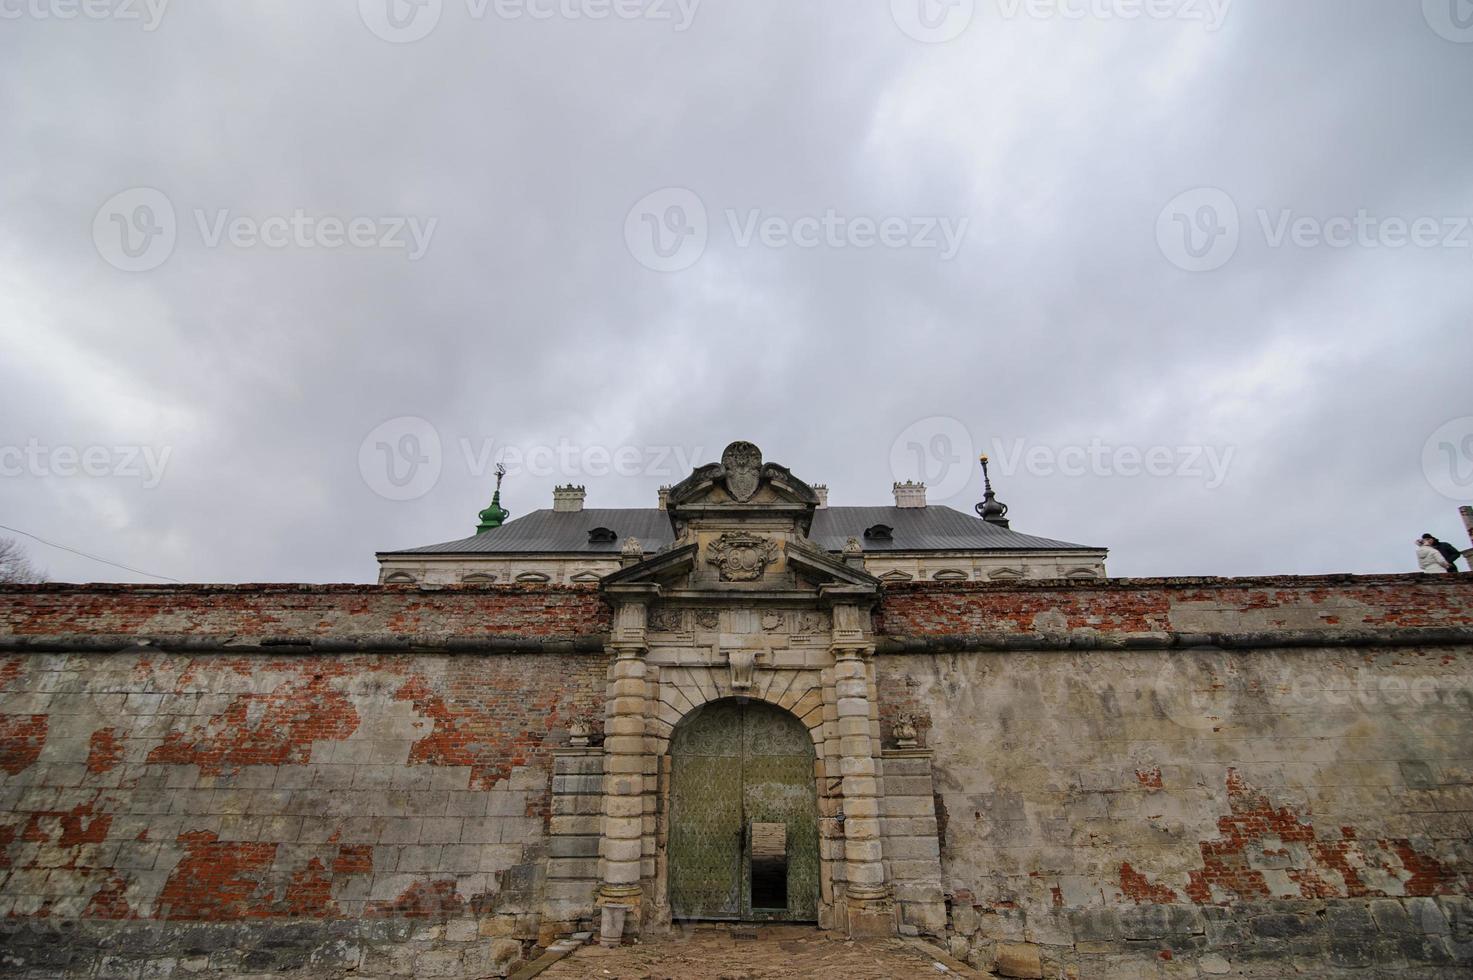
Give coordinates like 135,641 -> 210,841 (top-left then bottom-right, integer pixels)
992,942 -> 1043,978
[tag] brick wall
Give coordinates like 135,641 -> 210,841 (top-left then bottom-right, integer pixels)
0,647 -> 607,977
879,574 -> 1473,638
0,583 -> 610,641
875,641 -> 1473,976
2,575 -> 1470,977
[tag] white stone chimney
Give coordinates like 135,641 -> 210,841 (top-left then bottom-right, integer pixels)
553,485 -> 586,513
658,485 -> 672,511
893,481 -> 926,509
813,484 -> 829,508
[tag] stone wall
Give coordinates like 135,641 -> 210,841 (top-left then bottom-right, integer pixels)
0,582 -> 610,641
878,574 -> 1473,639
1,575 -> 1470,978
0,644 -> 608,977
874,574 -> 1473,977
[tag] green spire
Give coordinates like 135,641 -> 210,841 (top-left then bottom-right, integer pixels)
476,463 -> 510,533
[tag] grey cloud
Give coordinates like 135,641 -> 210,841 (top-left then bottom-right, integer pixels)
1,0 -> 1470,582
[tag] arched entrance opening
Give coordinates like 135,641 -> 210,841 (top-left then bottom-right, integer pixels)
667,698 -> 819,923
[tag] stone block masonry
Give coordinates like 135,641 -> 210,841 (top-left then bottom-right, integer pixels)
875,574 -> 1473,977
0,574 -> 1470,977
0,619 -> 608,977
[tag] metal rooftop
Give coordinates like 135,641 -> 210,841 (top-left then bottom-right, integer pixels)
380,506 -> 1103,556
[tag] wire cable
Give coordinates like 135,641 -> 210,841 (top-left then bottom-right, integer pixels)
0,522 -> 181,583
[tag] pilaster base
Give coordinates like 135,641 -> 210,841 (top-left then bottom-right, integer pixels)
596,884 -> 643,947
844,884 -> 897,938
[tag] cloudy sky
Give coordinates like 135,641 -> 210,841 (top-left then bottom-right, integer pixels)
2,0 -> 1471,584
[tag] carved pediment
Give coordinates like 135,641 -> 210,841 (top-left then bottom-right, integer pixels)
664,441 -> 822,530
706,531 -> 779,582
600,441 -> 879,598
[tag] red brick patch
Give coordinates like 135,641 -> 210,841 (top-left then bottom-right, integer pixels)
0,714 -> 47,775
87,728 -> 123,774
1120,862 -> 1178,903
147,676 -> 359,774
333,844 -> 373,875
156,831 -> 278,920
366,878 -> 463,918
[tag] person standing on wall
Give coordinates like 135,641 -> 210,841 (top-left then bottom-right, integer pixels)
1418,535 -> 1454,573
1425,534 -> 1464,573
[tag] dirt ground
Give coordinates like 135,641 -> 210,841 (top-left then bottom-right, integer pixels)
537,924 -> 981,979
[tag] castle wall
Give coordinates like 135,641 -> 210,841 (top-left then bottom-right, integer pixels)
874,575 -> 1473,977
0,584 -> 611,977
0,576 -> 1469,978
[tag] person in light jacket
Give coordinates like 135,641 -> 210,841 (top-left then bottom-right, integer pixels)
1418,536 -> 1452,573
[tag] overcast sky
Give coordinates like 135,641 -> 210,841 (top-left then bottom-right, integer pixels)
2,0 -> 1471,584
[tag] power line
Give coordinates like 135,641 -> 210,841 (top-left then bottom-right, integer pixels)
0,523 -> 181,583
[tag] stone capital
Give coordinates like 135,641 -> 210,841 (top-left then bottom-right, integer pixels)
830,643 -> 874,662
608,641 -> 648,660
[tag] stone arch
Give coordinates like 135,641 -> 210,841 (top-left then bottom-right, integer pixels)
647,671 -> 840,929
648,667 -> 827,758
659,695 -> 828,925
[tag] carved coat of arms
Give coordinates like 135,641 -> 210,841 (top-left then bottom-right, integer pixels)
706,532 -> 778,582
721,441 -> 762,502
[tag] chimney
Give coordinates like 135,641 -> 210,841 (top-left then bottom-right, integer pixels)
658,485 -> 672,511
1462,506 -> 1473,552
813,484 -> 829,508
893,481 -> 926,509
553,485 -> 586,513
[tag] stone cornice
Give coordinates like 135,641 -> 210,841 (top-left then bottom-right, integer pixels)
0,634 -> 611,654
875,626 -> 1473,654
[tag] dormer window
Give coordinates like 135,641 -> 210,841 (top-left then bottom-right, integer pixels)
863,524 -> 894,541
588,527 -> 618,544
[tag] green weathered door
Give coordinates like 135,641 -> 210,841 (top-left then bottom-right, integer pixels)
668,700 -> 819,922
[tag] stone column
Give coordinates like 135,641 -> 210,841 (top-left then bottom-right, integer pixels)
830,598 -> 894,937
597,587 -> 656,945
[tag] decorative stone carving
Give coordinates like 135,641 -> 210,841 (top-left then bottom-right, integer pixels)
611,599 -> 650,644
797,612 -> 830,635
568,717 -> 593,747
832,602 -> 869,644
728,649 -> 756,690
893,714 -> 918,749
648,607 -> 684,633
720,441 -> 763,502
706,532 -> 779,582
694,609 -> 720,630
760,612 -> 785,633
844,537 -> 863,556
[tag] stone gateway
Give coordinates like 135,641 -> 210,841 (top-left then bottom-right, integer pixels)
0,441 -> 1470,978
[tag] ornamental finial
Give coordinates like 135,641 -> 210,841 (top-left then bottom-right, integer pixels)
975,454 -> 1011,528
476,462 -> 510,533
